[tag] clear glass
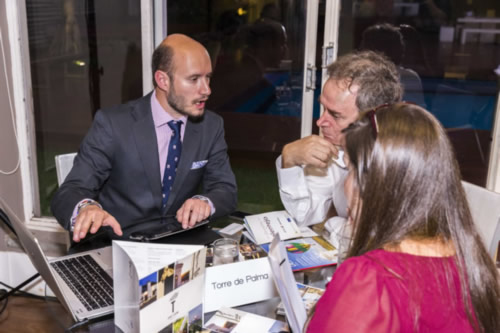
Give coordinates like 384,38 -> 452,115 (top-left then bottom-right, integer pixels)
25,0 -> 143,216
213,238 -> 240,266
334,0 -> 500,187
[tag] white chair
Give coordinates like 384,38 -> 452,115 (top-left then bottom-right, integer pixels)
54,152 -> 77,186
462,181 -> 500,258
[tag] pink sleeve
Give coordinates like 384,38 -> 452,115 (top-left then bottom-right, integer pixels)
306,256 -> 402,333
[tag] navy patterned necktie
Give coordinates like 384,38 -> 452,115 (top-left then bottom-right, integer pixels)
162,120 -> 183,208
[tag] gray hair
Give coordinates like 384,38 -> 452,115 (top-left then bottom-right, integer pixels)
327,51 -> 403,111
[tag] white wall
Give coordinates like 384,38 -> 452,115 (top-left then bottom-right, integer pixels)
0,0 -> 26,250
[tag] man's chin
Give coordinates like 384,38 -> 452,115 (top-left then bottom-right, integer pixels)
186,108 -> 205,121
175,107 -> 205,120
323,136 -> 340,146
192,108 -> 205,117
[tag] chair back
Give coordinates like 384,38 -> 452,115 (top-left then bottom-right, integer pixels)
462,181 -> 500,258
55,152 -> 77,186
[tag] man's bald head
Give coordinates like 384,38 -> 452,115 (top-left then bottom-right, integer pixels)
162,33 -> 206,50
151,34 -> 209,87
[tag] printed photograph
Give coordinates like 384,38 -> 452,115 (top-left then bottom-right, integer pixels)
239,243 -> 268,260
301,286 -> 325,314
191,248 -> 206,280
173,316 -> 188,333
188,303 -> 203,333
174,256 -> 192,289
139,271 -> 158,309
205,247 -> 214,267
204,321 -> 237,333
158,263 -> 175,299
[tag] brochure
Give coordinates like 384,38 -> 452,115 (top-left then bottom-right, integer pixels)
112,240 -> 206,333
202,307 -> 289,333
267,234 -> 307,333
239,242 -> 268,261
261,236 -> 337,271
244,211 -> 302,245
276,283 -> 325,316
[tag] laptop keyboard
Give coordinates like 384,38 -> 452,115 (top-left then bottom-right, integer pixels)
51,254 -> 113,311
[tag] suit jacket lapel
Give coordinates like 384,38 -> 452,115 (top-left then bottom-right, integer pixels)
132,94 -> 162,207
165,118 -> 201,209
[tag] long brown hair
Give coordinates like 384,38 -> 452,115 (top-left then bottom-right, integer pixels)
343,103 -> 500,332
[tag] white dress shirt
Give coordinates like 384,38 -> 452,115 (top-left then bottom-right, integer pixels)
276,156 -> 349,246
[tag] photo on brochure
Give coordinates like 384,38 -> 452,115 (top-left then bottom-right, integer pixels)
139,271 -> 158,309
206,247 -> 214,267
261,236 -> 337,271
276,283 -> 325,316
188,304 -> 204,333
191,248 -> 206,279
174,255 -> 193,289
239,243 -> 268,260
158,263 -> 175,299
203,307 -> 290,333
173,315 -> 188,333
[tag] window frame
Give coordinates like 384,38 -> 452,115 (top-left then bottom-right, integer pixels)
10,0 -> 158,232
487,96 -> 500,192
9,0 -> 500,236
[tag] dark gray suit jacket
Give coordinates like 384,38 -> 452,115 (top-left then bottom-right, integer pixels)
51,93 -> 237,232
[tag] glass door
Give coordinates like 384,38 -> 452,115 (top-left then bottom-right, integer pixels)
167,0 -> 314,213
329,0 -> 500,188
25,0 -> 144,216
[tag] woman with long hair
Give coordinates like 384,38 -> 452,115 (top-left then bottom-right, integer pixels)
306,103 -> 500,332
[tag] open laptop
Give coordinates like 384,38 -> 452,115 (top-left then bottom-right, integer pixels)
0,199 -> 113,323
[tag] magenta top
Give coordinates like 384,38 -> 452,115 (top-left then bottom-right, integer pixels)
307,249 -> 477,333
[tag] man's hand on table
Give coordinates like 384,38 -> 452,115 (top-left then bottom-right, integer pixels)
176,198 -> 211,229
72,205 -> 123,242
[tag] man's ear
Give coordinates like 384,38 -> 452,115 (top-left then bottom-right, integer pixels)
154,70 -> 170,91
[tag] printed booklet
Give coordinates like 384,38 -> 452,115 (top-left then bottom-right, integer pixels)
112,240 -> 206,333
276,283 -> 325,316
244,211 -> 302,245
261,236 -> 337,271
202,307 -> 289,333
267,234 -> 307,333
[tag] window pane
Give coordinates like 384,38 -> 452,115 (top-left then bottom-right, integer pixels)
26,0 -> 143,216
168,1 -> 309,213
335,0 -> 500,186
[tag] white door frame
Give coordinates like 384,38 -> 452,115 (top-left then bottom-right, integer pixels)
141,0 -> 166,95
300,0 -> 320,138
487,94 -> 500,192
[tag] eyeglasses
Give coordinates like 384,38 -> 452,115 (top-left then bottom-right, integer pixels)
366,101 -> 417,138
366,104 -> 388,138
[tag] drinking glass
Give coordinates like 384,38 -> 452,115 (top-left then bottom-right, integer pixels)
213,238 -> 239,266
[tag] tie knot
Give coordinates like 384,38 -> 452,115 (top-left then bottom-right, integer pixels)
168,120 -> 182,134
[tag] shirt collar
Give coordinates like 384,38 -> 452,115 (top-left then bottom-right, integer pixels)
151,90 -> 187,128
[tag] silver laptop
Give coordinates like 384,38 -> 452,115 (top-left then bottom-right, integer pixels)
1,200 -> 113,322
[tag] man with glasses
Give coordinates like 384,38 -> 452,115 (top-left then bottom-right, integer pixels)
276,51 -> 402,237
52,34 -> 237,243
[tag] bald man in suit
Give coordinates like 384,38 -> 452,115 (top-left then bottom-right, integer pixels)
51,34 -> 237,242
